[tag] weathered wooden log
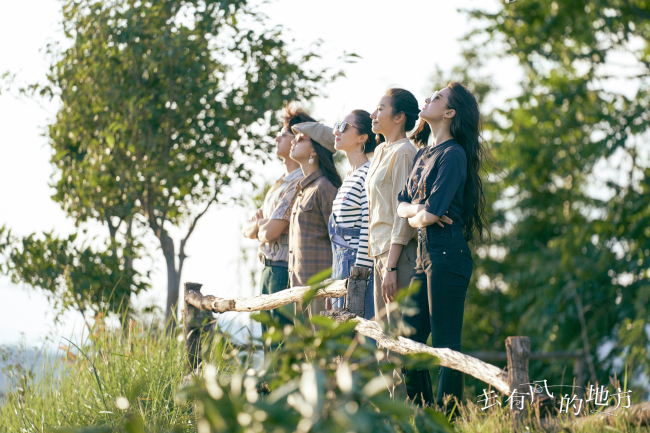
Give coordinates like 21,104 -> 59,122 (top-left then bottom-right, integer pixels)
184,279 -> 347,313
505,337 -> 530,398
505,336 -> 535,424
183,282 -> 215,372
323,309 -> 510,395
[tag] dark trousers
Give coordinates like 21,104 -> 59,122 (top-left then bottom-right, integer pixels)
260,264 -> 293,335
404,223 -> 473,410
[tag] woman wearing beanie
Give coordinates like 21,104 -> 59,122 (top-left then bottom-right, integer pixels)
327,110 -> 376,320
288,122 -> 341,320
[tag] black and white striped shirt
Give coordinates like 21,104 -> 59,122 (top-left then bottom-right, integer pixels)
331,162 -> 373,269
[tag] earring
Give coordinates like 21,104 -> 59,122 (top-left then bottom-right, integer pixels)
309,156 -> 314,164
442,118 -> 447,125
356,142 -> 365,155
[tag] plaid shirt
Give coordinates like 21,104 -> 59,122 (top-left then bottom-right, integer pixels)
288,169 -> 338,288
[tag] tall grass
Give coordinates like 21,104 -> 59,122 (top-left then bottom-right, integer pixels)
452,399 -> 650,433
1,312 -> 647,433
0,316 -> 245,433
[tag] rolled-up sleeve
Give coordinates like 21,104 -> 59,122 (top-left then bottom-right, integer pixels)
390,152 -> 416,245
397,148 -> 423,204
318,182 -> 337,228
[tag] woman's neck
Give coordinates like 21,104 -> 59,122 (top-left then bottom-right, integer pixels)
283,157 -> 300,175
299,159 -> 319,178
382,127 -> 407,145
428,120 -> 453,146
344,150 -> 369,173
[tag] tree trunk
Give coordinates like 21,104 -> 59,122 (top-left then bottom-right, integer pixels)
160,230 -> 180,324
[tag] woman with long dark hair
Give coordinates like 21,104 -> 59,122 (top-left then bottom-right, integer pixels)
288,122 -> 341,320
397,82 -> 490,412
327,110 -> 376,318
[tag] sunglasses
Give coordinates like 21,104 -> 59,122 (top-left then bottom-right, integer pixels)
333,121 -> 360,133
428,90 -> 450,107
277,131 -> 295,138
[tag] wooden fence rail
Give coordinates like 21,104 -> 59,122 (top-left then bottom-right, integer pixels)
183,280 -> 516,396
182,280 -> 650,428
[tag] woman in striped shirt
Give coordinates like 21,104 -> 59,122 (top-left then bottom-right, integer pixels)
328,110 -> 377,319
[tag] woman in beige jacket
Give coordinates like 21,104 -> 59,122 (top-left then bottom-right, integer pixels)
366,88 -> 420,322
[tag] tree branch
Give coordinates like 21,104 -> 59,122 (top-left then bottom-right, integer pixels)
178,186 -> 219,265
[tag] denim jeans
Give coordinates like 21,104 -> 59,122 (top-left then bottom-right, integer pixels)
260,264 -> 293,334
328,214 -> 374,320
405,223 -> 473,410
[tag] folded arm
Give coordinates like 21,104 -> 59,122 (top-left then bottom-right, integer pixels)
397,202 -> 425,219
258,219 -> 289,243
242,208 -> 263,239
408,210 -> 440,228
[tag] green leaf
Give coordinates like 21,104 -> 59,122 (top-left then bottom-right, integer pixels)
306,268 -> 332,286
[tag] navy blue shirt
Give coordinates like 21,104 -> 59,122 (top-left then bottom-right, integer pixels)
397,139 -> 467,225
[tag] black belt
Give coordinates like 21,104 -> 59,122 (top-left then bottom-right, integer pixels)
261,257 -> 288,268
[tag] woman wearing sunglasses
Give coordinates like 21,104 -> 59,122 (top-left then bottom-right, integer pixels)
288,122 -> 341,320
397,82 -> 490,412
242,106 -> 316,333
327,110 -> 377,319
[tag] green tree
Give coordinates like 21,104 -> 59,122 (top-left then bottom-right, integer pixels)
19,0 -> 346,321
441,0 -> 650,398
0,227 -> 147,318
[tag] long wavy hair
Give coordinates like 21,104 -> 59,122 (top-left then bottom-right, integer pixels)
411,82 -> 490,244
311,140 -> 342,188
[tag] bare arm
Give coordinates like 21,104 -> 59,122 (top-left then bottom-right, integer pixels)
241,209 -> 263,239
258,219 -> 290,243
399,202 -> 453,227
382,243 -> 404,304
408,210 -> 440,228
397,202 -> 425,219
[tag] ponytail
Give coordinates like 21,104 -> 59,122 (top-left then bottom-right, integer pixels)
351,109 -> 377,153
385,88 -> 420,133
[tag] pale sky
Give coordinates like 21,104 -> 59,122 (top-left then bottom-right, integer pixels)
0,0 -> 521,347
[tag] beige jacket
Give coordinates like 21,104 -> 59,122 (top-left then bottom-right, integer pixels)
364,137 -> 418,257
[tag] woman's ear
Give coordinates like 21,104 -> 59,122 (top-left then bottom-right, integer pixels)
358,133 -> 368,145
446,109 -> 456,120
393,112 -> 406,124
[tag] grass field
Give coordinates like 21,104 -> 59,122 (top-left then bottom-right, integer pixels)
1,315 -> 648,433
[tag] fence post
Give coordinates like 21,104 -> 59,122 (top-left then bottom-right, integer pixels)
573,354 -> 586,400
182,282 -> 215,373
506,336 -> 530,418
